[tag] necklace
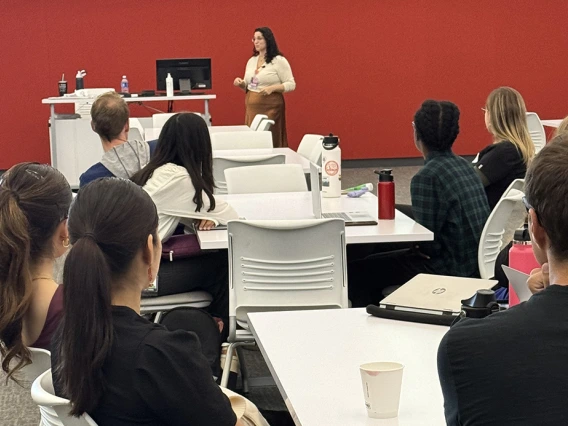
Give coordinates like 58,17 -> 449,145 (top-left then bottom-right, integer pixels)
31,276 -> 55,281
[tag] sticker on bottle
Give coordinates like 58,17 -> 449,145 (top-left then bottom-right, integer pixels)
325,161 -> 339,176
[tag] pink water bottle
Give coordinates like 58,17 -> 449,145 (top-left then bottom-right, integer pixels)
508,228 -> 540,307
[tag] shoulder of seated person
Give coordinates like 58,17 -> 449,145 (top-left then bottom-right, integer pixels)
142,326 -> 200,351
151,163 -> 188,177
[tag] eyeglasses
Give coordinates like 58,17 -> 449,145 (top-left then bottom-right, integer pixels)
522,196 -> 532,213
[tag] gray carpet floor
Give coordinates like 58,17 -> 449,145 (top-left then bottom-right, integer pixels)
0,165 -> 420,424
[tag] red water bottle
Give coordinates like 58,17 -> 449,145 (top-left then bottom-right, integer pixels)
376,169 -> 395,220
508,228 -> 540,307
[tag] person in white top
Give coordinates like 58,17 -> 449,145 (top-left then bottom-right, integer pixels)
132,113 -> 238,334
233,27 -> 296,148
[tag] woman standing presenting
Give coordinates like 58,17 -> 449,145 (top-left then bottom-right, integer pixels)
233,27 -> 296,147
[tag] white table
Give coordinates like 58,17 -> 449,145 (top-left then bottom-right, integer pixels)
541,119 -> 563,128
248,308 -> 448,426
197,192 -> 433,249
209,125 -> 252,133
146,124 -> 252,140
213,148 -> 312,173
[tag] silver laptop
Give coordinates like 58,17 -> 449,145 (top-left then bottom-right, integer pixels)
309,162 -> 377,226
379,274 -> 497,316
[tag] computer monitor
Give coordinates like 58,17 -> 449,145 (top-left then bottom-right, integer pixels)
156,58 -> 212,92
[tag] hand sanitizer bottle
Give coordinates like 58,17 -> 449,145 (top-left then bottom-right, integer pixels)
166,73 -> 174,97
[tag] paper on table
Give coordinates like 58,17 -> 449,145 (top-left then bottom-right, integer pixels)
502,265 -> 532,303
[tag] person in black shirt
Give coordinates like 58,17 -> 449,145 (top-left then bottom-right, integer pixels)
473,87 -> 534,210
438,133 -> 568,425
51,178 -> 241,426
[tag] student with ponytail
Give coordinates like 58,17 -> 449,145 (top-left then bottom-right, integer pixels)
51,178 -> 241,425
0,163 -> 71,381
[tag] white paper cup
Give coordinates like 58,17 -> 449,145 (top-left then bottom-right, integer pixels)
360,361 -> 404,419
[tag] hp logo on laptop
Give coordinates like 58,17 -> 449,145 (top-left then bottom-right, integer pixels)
432,288 -> 446,295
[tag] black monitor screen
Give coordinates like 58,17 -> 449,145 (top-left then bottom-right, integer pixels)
156,58 -> 212,91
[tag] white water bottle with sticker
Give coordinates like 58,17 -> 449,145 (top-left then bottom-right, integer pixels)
322,133 -> 341,198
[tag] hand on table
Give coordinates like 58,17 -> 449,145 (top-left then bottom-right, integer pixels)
233,78 -> 244,87
528,262 -> 549,294
198,219 -> 216,231
259,86 -> 276,96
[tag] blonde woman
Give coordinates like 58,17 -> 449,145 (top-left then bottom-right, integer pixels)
554,115 -> 568,137
473,87 -> 535,209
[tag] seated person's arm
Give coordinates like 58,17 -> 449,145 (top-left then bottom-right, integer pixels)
473,166 -> 491,187
410,173 -> 447,235
135,330 -> 237,426
474,142 -> 522,188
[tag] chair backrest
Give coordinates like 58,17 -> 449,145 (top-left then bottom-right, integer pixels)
526,112 -> 546,153
250,114 -> 268,131
297,134 -> 324,165
256,119 -> 275,131
504,178 -> 525,195
20,347 -> 51,383
211,131 -> 273,150
225,164 -> 307,194
128,118 -> 145,140
213,154 -> 286,194
227,219 -> 348,332
152,113 -> 177,128
127,127 -> 143,142
31,370 -> 98,426
478,189 -> 525,279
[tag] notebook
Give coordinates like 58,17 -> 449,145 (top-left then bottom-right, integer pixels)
309,162 -> 378,226
502,265 -> 532,303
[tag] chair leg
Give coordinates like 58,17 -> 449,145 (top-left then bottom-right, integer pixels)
236,346 -> 250,394
153,311 -> 163,323
220,343 -> 236,388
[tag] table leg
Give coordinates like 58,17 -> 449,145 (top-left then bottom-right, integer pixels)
204,99 -> 211,126
49,104 -> 58,168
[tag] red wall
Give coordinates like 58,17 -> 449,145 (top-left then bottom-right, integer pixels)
1,0 -> 567,169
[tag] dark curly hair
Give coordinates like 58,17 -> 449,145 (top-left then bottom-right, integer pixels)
414,100 -> 460,152
252,27 -> 283,64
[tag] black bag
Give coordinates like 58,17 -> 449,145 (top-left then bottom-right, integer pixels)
158,307 -> 221,378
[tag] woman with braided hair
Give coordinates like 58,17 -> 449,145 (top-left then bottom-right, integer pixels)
348,100 -> 490,307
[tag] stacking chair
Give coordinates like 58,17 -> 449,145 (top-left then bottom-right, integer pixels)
21,347 -> 51,383
256,119 -> 275,131
152,113 -> 176,128
249,114 -> 268,131
478,188 -> 525,279
31,370 -> 98,426
220,219 -> 348,388
128,118 -> 145,140
297,134 -> 324,165
213,154 -> 286,194
211,131 -> 273,150
526,112 -> 546,153
140,291 -> 212,323
225,164 -> 307,194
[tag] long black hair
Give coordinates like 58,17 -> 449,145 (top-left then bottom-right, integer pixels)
131,113 -> 216,211
0,163 -> 71,382
53,178 -> 158,416
253,27 -> 283,64
413,100 -> 460,152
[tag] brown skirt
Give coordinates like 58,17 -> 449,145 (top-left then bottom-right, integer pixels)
245,91 -> 288,147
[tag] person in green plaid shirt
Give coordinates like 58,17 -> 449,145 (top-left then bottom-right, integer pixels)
348,100 -> 490,307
